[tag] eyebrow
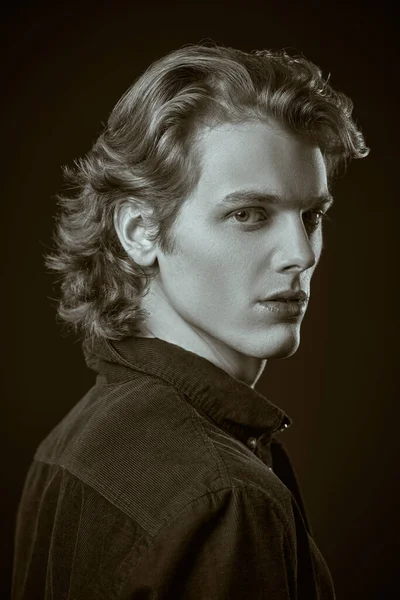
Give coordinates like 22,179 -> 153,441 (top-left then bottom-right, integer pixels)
219,189 -> 335,209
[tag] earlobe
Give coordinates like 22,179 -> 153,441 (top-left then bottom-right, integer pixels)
113,202 -> 158,267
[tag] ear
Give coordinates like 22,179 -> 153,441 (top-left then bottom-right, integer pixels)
114,202 -> 158,267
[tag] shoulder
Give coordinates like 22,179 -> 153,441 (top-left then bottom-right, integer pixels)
34,374 -> 292,536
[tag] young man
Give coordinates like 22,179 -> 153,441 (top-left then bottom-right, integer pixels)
12,45 -> 368,598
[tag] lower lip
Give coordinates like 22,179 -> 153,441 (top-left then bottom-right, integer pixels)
258,299 -> 307,318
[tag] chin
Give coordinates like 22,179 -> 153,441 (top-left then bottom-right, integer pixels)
266,343 -> 300,359
238,324 -> 302,359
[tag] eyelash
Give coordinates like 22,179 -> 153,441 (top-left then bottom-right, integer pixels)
230,207 -> 330,231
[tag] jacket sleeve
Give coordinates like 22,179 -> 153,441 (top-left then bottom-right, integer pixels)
121,485 -> 302,599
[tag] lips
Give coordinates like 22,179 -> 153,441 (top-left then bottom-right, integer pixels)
258,291 -> 308,318
262,290 -> 308,302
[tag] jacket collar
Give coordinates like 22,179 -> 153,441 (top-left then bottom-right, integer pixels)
83,336 -> 292,446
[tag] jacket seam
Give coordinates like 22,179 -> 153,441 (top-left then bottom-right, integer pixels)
117,483 -> 295,597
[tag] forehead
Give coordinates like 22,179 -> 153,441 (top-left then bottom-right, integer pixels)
193,121 -> 328,204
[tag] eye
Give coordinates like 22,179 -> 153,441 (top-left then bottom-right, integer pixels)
231,207 -> 268,224
302,209 -> 328,230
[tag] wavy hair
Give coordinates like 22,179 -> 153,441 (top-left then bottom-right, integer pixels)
46,43 -> 369,340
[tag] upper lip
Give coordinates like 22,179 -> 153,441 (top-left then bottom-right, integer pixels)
262,290 -> 309,302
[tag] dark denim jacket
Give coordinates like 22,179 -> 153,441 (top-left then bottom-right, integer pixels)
12,336 -> 335,599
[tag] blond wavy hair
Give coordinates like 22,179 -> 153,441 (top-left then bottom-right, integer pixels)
46,44 -> 369,340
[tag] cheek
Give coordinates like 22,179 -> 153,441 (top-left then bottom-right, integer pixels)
160,229 -> 256,303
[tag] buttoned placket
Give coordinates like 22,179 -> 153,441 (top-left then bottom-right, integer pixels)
246,417 -> 291,472
246,434 -> 273,471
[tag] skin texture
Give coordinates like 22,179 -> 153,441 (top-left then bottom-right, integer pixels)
115,121 -> 331,387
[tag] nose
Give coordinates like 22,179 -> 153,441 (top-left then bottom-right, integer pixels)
271,214 -> 318,273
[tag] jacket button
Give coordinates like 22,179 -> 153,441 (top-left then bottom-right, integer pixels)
247,437 -> 257,450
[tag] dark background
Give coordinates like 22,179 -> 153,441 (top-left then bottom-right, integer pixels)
2,1 -> 398,598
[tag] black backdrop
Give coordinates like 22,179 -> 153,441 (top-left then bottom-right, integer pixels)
2,1 -> 398,598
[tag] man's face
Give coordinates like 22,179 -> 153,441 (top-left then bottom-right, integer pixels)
153,120 -> 331,360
